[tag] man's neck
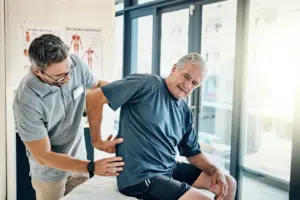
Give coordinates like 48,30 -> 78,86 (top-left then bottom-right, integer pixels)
164,77 -> 180,102
165,77 -> 172,92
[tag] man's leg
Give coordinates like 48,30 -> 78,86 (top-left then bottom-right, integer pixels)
121,175 -> 213,200
31,178 -> 67,200
64,173 -> 89,195
172,162 -> 214,200
192,172 -> 237,200
179,188 -> 213,200
172,162 -> 236,200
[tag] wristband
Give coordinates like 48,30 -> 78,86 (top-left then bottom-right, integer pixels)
87,161 -> 94,178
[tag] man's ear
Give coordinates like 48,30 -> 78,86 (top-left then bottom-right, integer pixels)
170,64 -> 177,75
32,68 -> 42,76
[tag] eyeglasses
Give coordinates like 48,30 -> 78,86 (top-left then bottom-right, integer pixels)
42,56 -> 76,83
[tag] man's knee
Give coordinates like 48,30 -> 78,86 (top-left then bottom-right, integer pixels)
225,174 -> 237,192
179,188 -> 214,200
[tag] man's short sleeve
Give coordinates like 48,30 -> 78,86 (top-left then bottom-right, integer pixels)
101,74 -> 158,111
74,55 -> 97,89
13,101 -> 48,142
178,110 -> 201,157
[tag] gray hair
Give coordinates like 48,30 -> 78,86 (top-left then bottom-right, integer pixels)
175,53 -> 207,73
29,34 -> 69,70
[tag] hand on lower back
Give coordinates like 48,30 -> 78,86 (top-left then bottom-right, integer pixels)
93,134 -> 123,153
94,156 -> 124,176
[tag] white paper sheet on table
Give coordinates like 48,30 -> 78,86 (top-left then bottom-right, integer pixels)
61,176 -> 136,200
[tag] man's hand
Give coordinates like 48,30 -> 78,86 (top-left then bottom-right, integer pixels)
210,170 -> 228,200
94,157 -> 124,176
93,134 -> 123,153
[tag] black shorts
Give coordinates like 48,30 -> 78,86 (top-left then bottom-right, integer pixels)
120,162 -> 202,200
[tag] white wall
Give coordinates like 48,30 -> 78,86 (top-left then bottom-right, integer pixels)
5,0 -> 116,199
0,0 -> 7,199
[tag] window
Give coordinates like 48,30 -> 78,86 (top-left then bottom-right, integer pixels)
199,0 -> 237,173
115,0 -> 124,11
243,0 -> 297,183
239,0 -> 299,199
114,16 -> 124,79
160,9 -> 189,77
131,15 -> 153,74
138,0 -> 156,5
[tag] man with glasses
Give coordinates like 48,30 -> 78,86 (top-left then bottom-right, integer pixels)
40,56 -> 75,84
13,34 -> 124,200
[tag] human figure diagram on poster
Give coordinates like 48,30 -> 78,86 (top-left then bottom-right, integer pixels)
69,34 -> 83,56
81,47 -> 99,69
65,27 -> 103,78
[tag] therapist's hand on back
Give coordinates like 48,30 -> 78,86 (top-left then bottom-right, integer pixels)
93,134 -> 123,153
94,156 -> 124,176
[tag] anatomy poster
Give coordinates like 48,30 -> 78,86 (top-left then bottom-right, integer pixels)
20,26 -> 60,73
65,26 -> 103,79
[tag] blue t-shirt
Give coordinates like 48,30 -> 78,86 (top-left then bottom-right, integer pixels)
101,74 -> 201,190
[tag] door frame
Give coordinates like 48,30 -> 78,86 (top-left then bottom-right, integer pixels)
0,0 -> 7,198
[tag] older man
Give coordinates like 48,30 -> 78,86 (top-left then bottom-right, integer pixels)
86,53 -> 236,200
13,34 -> 124,200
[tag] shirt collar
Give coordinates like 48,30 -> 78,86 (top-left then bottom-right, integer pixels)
27,71 -> 60,98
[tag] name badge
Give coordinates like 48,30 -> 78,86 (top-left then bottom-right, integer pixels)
73,85 -> 84,100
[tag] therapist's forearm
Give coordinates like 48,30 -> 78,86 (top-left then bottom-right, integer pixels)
38,151 -> 88,173
86,88 -> 106,144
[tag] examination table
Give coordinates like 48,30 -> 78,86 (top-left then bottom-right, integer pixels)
61,175 -> 215,200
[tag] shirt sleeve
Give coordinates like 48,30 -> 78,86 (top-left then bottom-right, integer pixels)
74,55 -> 97,89
178,109 -> 201,157
13,101 -> 48,142
101,74 -> 158,111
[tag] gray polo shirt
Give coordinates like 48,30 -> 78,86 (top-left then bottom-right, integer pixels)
13,55 -> 96,182
101,74 -> 201,190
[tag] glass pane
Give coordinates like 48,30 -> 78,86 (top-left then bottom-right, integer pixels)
240,0 -> 299,199
114,16 -> 124,79
138,0 -> 156,4
160,9 -> 189,77
131,16 -> 153,74
115,0 -> 124,11
200,0 -> 237,173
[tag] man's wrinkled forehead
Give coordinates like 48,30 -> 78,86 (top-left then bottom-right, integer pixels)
181,63 -> 206,78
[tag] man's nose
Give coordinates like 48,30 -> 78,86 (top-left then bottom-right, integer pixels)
183,80 -> 192,89
64,74 -> 71,82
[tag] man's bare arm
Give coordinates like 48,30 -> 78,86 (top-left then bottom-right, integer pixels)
25,137 -> 89,173
188,153 -> 227,198
86,88 -> 123,153
25,137 -> 124,176
86,88 -> 108,144
187,153 -> 219,176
